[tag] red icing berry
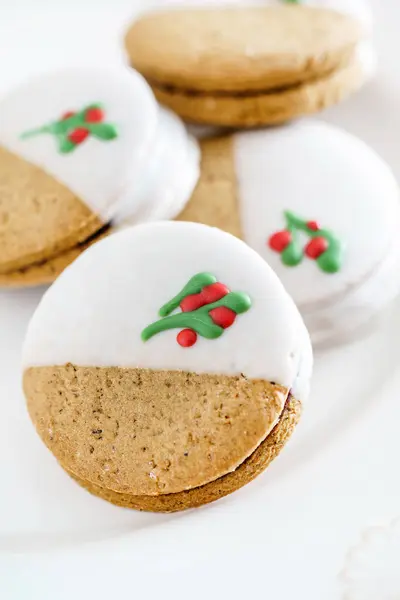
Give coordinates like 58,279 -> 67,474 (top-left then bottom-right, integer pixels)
268,230 -> 292,252
209,307 -> 236,329
85,107 -> 104,123
180,293 -> 206,312
177,329 -> 197,347
61,111 -> 75,120
68,128 -> 89,144
305,237 -> 328,259
307,220 -> 320,231
201,282 -> 230,304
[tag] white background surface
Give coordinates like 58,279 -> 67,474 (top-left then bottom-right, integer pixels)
1,1 -> 400,599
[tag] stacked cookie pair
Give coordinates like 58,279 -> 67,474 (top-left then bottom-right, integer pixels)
125,3 -> 373,127
20,2 -> 400,513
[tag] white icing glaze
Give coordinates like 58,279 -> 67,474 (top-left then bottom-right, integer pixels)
303,233 -> 400,346
22,222 -> 313,402
0,67 -> 158,221
355,40 -> 378,80
234,121 -> 400,344
116,108 -> 200,225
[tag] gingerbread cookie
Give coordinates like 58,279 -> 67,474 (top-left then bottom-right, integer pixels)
125,5 -> 365,127
177,121 -> 400,346
23,222 -> 312,512
0,68 -> 200,286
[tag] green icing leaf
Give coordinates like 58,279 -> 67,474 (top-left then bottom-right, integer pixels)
142,291 -> 252,342
58,137 -> 77,154
88,123 -> 118,140
48,121 -> 71,135
20,126 -> 50,139
142,310 -> 223,342
51,114 -> 83,134
317,247 -> 342,274
220,291 -> 252,314
159,272 -> 217,317
281,242 -> 303,267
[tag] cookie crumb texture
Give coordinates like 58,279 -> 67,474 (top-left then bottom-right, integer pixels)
126,7 -> 362,92
67,396 -> 301,512
0,146 -> 101,274
24,365 -> 289,500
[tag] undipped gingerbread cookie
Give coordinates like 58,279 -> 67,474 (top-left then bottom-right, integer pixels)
125,4 -> 366,126
23,222 -> 312,512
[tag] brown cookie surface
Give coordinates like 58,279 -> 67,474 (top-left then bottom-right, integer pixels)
24,365 -> 288,496
0,147 -> 102,274
176,135 -> 241,235
125,6 -> 362,92
64,395 -> 301,512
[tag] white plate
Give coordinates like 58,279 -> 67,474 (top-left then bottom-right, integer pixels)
1,286 -> 399,552
1,1 -> 400,599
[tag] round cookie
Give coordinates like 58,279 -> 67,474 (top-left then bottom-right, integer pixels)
0,68 -> 200,286
23,222 -> 312,512
177,121 -> 400,346
124,5 -> 365,127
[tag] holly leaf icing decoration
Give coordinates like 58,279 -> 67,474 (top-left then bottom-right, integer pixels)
88,123 -> 119,141
268,211 -> 344,274
281,241 -> 303,267
58,137 -> 77,154
20,103 -> 118,154
141,272 -> 252,347
159,273 -> 217,317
